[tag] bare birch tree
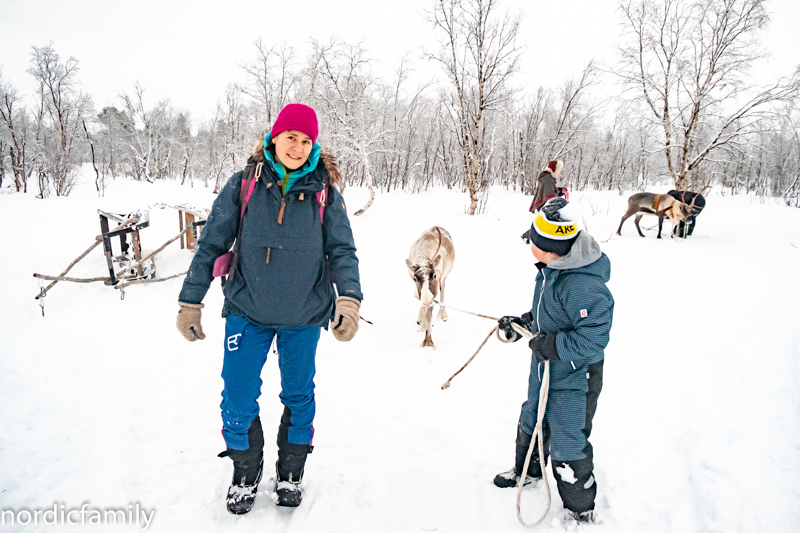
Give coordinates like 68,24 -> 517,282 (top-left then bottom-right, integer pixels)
96,106 -> 127,180
119,84 -> 179,182
240,39 -> 298,127
28,43 -> 92,196
0,73 -> 29,192
426,0 -> 522,214
309,38 -> 384,215
618,0 -> 800,190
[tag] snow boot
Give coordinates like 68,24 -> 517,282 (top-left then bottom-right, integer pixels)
553,455 -> 596,520
219,417 -> 265,515
493,424 -> 549,488
566,509 -> 595,523
493,467 -> 538,488
224,457 -> 263,514
273,407 -> 312,508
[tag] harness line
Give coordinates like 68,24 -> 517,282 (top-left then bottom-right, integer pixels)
435,299 -> 552,527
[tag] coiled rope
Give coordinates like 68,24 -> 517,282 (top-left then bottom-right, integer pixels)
435,299 -> 552,528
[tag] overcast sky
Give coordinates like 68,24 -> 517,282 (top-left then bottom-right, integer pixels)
1,0 -> 798,121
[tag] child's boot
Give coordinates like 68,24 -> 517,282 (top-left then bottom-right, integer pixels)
493,425 -> 549,488
566,510 -> 595,523
553,456 -> 596,521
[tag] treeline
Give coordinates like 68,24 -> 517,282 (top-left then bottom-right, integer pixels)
1,0 -> 799,208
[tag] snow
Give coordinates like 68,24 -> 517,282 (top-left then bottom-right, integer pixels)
1,173 -> 800,533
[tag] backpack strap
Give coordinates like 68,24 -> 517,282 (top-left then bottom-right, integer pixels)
239,162 -> 262,217
226,162 -> 262,284
315,185 -> 329,223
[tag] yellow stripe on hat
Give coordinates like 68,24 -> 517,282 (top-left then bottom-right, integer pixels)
534,213 -> 579,240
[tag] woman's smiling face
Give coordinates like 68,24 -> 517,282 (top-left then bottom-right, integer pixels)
272,130 -> 313,170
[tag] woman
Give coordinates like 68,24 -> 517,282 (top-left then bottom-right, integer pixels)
175,103 -> 362,514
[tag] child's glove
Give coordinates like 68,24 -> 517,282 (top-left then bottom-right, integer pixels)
177,302 -> 206,341
498,312 -> 533,342
529,332 -> 559,363
331,296 -> 360,342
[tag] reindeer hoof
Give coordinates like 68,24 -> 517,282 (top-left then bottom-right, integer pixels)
422,331 -> 435,348
438,312 -> 448,322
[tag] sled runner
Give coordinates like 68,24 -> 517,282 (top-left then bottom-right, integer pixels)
33,207 -> 200,305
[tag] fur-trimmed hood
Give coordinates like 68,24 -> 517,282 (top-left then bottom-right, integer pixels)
250,139 -> 343,191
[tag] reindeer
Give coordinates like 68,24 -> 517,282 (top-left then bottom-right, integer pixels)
617,192 -> 693,239
406,226 -> 455,348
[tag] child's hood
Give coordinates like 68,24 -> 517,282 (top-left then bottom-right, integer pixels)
546,231 -> 610,282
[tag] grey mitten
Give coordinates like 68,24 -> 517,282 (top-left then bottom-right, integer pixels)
177,302 -> 206,341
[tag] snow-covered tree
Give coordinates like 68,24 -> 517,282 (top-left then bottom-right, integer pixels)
426,0 -> 522,214
617,0 -> 800,190
28,43 -> 93,197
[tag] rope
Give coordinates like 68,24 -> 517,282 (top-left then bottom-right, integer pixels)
517,360 -> 551,528
441,325 -> 497,389
432,299 -> 498,322
436,298 -> 553,527
517,267 -> 552,527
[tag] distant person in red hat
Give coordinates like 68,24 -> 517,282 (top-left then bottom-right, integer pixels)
529,160 -> 566,212
522,160 -> 569,244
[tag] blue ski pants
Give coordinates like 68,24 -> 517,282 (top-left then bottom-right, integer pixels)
519,359 -> 603,514
220,315 -> 320,451
519,359 -> 590,462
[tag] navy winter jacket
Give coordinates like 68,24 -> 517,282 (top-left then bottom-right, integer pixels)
179,152 -> 362,328
529,232 -> 614,366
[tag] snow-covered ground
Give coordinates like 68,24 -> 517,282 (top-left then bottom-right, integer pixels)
1,174 -> 799,533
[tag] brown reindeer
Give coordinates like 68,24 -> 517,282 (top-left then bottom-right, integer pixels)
617,192 -> 693,239
406,226 -> 455,348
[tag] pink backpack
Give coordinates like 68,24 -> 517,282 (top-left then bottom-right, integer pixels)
212,161 -> 330,280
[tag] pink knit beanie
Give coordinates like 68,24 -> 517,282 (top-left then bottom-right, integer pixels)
271,103 -> 319,143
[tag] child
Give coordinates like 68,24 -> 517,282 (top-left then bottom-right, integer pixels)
496,197 -> 614,523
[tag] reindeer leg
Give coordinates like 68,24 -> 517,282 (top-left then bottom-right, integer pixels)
617,214 -> 629,235
618,207 -> 638,235
421,306 -> 435,348
422,329 -> 435,349
437,278 -> 448,321
634,214 -> 645,237
656,214 -> 664,239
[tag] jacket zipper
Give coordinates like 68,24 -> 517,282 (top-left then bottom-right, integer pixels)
536,270 -> 546,382
268,198 -> 286,264
536,268 -> 576,376
266,182 -> 285,265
